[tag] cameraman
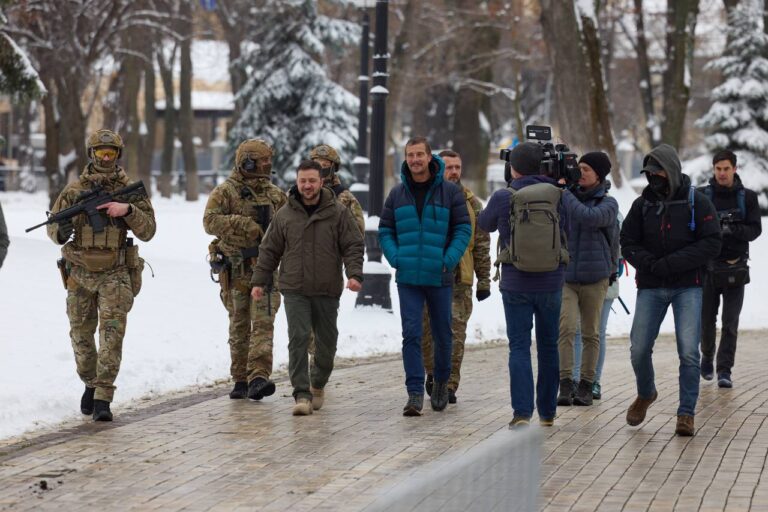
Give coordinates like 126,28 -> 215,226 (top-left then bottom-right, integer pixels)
699,150 -> 762,389
556,152 -> 619,407
478,142 -> 569,428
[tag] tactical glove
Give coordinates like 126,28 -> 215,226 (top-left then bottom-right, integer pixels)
57,219 -> 74,242
476,289 -> 491,302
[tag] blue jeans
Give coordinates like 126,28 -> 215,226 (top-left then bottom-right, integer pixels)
573,298 -> 614,383
501,289 -> 562,420
630,287 -> 702,416
397,284 -> 453,394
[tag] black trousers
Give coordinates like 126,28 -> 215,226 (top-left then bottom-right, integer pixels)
701,278 -> 745,374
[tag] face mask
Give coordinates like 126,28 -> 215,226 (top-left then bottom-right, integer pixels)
647,173 -> 669,198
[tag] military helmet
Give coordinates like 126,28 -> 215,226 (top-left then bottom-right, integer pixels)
309,144 -> 341,166
310,144 -> 341,181
236,138 -> 273,176
86,129 -> 124,157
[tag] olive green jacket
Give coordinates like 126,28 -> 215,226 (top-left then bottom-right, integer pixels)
251,187 -> 364,298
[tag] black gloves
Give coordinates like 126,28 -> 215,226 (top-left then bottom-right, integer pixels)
57,219 -> 74,242
476,289 -> 491,302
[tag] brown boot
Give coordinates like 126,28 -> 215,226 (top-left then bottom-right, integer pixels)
310,387 -> 324,411
626,390 -> 658,426
292,398 -> 313,416
675,415 -> 695,436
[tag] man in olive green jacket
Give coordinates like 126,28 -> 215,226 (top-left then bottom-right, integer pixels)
251,160 -> 364,416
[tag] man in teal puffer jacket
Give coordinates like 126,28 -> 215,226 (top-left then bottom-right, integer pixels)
378,137 -> 471,416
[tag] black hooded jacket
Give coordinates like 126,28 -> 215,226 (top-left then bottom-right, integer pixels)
697,174 -> 762,262
620,144 -> 722,289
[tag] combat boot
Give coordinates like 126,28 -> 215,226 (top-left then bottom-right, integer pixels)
92,400 -> 113,422
229,381 -> 247,399
448,389 -> 457,404
80,386 -> 95,415
557,378 -> 575,406
247,378 -> 276,401
431,381 -> 449,411
573,380 -> 594,406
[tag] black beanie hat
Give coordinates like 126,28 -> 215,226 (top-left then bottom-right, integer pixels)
509,142 -> 544,176
578,152 -> 611,181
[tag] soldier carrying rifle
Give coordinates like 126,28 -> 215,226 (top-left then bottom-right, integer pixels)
44,129 -> 156,422
204,139 -> 287,401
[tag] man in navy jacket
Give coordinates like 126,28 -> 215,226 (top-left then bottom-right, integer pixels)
478,142 -> 569,428
378,137 -> 471,416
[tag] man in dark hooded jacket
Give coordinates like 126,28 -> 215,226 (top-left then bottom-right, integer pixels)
620,143 -> 721,437
698,150 -> 762,389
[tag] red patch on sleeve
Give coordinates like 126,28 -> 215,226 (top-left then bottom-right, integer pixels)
703,214 -> 714,222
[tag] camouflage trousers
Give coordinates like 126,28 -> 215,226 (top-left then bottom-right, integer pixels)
222,273 -> 281,383
66,265 -> 134,402
422,284 -> 473,391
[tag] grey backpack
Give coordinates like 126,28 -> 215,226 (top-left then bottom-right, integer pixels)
496,183 -> 569,273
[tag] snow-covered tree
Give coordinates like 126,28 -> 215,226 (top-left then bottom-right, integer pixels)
228,0 -> 359,182
695,0 -> 768,208
0,11 -> 44,99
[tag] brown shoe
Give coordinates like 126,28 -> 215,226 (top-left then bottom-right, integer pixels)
626,391 -> 658,426
675,415 -> 695,436
292,398 -> 313,416
310,387 -> 324,411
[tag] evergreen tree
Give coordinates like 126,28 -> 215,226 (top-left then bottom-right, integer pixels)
228,0 -> 359,182
696,0 -> 768,207
0,11 -> 44,99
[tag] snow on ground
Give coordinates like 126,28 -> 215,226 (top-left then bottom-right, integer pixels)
1,186 -> 767,440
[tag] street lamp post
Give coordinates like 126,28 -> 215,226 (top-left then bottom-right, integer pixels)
353,9 -> 370,186
355,0 -> 392,311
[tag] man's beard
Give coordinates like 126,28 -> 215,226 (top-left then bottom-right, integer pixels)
302,189 -> 320,202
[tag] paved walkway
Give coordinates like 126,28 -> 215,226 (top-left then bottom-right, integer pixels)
1,331 -> 767,511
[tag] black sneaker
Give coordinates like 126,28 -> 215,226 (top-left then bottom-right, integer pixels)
508,415 -> 531,429
92,400 -> 113,422
557,378 -> 575,406
701,360 -> 714,381
448,389 -> 457,404
425,374 -> 434,397
80,386 -> 95,415
229,381 -> 247,399
717,373 -> 733,388
247,378 -> 276,401
431,381 -> 449,411
403,394 -> 424,416
573,379 -> 594,406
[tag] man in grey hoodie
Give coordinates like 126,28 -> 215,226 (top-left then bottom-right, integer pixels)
620,144 -> 721,437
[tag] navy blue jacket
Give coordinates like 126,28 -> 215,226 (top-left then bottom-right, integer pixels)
378,156 -> 471,287
562,181 -> 619,284
478,175 -> 568,293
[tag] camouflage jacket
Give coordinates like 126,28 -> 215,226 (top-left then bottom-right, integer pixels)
203,170 -> 287,258
47,166 -> 156,255
457,185 -> 491,290
328,175 -> 365,234
251,187 -> 364,298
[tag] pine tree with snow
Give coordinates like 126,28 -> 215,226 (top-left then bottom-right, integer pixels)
696,0 -> 768,206
228,0 -> 359,182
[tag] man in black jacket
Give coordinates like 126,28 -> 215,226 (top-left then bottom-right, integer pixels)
699,150 -> 762,389
620,143 -> 721,437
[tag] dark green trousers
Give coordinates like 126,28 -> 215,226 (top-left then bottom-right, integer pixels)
283,293 -> 340,400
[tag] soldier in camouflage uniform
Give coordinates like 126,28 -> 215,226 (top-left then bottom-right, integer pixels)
310,144 -> 365,234
422,150 -> 491,404
47,129 -> 156,421
203,139 -> 287,401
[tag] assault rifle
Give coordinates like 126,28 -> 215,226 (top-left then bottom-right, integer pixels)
26,181 -> 148,233
240,203 -> 273,313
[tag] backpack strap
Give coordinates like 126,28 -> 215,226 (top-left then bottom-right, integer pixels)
642,186 -> 696,232
687,185 -> 696,232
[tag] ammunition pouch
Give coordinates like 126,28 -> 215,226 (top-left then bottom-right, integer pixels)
77,223 -> 125,250
125,244 -> 144,297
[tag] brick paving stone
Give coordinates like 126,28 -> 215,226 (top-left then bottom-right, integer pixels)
1,331 -> 767,511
